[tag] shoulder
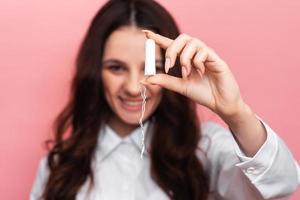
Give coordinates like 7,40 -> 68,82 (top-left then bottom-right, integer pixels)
37,155 -> 49,176
30,154 -> 50,199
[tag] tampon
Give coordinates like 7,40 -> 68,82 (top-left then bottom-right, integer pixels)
139,38 -> 155,159
144,39 -> 156,76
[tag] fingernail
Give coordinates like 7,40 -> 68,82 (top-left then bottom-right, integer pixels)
165,57 -> 170,73
141,29 -> 150,37
182,66 -> 187,79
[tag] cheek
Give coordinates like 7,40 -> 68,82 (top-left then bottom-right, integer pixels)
102,72 -> 122,100
148,85 -> 163,102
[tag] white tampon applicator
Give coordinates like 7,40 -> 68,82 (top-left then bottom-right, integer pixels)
139,38 -> 156,159
144,39 -> 156,76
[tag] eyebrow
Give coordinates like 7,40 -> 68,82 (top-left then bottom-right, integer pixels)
102,59 -> 164,67
102,59 -> 126,66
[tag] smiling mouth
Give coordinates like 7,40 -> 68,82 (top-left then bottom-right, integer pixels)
119,97 -> 148,111
123,100 -> 143,106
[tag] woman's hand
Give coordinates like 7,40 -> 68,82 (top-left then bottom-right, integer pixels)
141,30 -> 245,119
141,30 -> 267,157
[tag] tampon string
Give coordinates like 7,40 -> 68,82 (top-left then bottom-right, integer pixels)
139,84 -> 147,159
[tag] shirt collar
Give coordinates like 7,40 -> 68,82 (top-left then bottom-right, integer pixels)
96,120 -> 154,161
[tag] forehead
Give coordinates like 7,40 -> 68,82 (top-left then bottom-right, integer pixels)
102,26 -> 162,63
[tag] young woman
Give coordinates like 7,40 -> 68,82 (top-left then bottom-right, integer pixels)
30,0 -> 299,199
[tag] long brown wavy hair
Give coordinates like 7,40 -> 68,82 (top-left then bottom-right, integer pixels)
41,0 -> 209,199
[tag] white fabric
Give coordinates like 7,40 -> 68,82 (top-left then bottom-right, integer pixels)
30,120 -> 300,200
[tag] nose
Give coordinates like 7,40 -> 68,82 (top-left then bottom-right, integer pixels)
124,70 -> 143,97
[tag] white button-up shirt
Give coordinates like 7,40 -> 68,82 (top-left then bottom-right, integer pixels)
30,120 -> 300,200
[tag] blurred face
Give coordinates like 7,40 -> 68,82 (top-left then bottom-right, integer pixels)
101,26 -> 163,134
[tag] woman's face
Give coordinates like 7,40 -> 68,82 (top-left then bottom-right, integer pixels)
101,26 -> 163,127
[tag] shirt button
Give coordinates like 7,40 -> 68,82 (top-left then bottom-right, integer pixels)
245,167 -> 256,174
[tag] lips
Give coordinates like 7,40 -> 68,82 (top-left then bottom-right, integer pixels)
119,97 -> 147,112
123,100 -> 142,105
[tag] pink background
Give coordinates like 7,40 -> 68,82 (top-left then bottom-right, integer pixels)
0,0 -> 299,199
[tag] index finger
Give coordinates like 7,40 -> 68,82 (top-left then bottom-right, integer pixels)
142,30 -> 173,49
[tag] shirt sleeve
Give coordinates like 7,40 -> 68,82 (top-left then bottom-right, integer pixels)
233,119 -> 300,199
200,120 -> 299,200
30,155 -> 49,200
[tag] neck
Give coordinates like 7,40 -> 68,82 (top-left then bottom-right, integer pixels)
107,115 -> 138,138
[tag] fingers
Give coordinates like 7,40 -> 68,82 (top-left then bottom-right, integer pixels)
140,74 -> 188,96
193,49 -> 208,75
194,47 -> 228,73
180,38 -> 201,77
165,33 -> 193,72
142,30 -> 172,49
142,30 -> 227,76
142,30 -> 196,74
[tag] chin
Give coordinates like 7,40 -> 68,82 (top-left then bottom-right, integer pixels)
122,118 -> 139,125
119,112 -> 151,126
118,113 -> 141,125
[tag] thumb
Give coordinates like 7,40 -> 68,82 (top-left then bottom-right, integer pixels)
141,74 -> 187,96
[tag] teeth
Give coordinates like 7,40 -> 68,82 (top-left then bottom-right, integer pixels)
123,101 -> 142,106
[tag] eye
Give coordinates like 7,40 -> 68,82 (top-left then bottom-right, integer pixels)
107,65 -> 126,73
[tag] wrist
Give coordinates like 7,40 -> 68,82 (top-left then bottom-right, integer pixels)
221,100 -> 253,129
